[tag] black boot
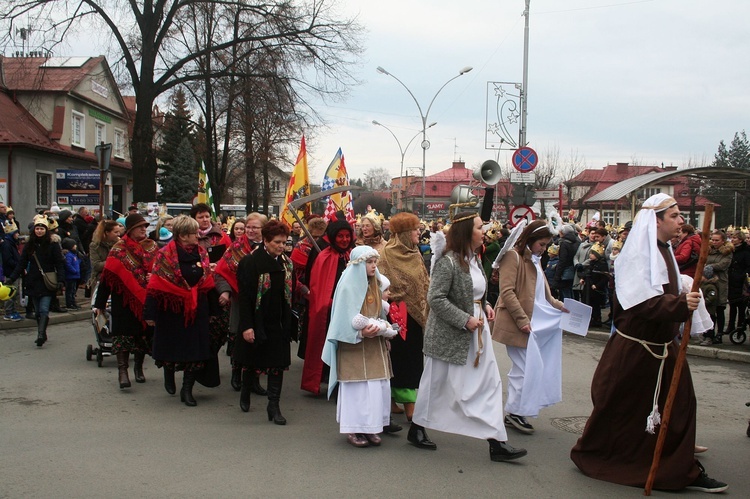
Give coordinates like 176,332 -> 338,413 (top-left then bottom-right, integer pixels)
239,370 -> 251,412
250,372 -> 267,395
407,423 -> 437,450
488,438 -> 527,462
266,372 -> 286,425
35,315 -> 49,347
180,371 -> 197,406
116,351 -> 131,389
163,367 -> 176,395
133,351 -> 146,383
230,366 -> 242,391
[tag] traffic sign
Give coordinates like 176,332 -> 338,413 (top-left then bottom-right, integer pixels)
509,204 -> 536,227
510,172 -> 535,184
534,190 -> 558,199
512,147 -> 538,173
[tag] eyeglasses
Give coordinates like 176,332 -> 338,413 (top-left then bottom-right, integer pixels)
247,226 -> 262,230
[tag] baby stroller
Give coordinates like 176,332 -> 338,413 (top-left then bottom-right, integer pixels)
86,303 -> 114,367
728,307 -> 750,345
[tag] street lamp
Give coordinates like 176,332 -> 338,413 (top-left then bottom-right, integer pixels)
377,65 -> 473,218
372,120 -> 436,210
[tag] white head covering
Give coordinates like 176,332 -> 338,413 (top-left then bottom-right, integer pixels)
615,193 -> 679,310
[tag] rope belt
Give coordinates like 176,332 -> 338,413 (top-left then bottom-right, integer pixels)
616,329 -> 670,434
473,300 -> 484,368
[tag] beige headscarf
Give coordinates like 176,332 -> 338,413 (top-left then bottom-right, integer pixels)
378,229 -> 430,328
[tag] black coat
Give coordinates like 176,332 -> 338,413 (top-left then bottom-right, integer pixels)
10,238 -> 65,297
728,242 -> 750,301
94,275 -> 150,337
554,230 -> 581,284
146,245 -> 213,363
233,248 -> 292,369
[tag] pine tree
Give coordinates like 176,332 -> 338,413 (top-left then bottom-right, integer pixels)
159,137 -> 198,203
157,88 -> 196,169
713,140 -> 729,168
728,130 -> 750,169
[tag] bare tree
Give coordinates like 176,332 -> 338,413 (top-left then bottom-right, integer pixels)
363,167 -> 392,190
0,1 -> 363,201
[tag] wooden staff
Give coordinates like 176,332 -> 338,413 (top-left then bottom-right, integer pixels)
644,203 -> 713,496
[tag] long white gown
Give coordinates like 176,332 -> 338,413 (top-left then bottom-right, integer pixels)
413,257 -> 508,441
505,253 -> 563,417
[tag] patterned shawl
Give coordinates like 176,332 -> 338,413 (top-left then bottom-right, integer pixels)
378,232 -> 430,328
214,234 -> 253,294
146,240 -> 215,326
100,234 -> 158,321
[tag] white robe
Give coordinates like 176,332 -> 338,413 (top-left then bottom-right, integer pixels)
413,257 -> 508,441
505,253 -> 563,417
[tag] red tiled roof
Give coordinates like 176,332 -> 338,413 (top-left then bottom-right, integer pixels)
1,56 -> 103,92
0,89 -> 131,170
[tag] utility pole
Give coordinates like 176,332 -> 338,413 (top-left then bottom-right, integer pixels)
519,0 -> 530,148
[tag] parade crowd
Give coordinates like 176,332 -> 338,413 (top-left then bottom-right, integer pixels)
3,194 -> 745,494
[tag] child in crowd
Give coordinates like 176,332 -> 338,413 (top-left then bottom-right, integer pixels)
582,242 -> 609,327
2,223 -> 23,321
322,245 -> 396,448
699,265 -> 719,346
544,244 -> 560,298
62,238 -> 81,310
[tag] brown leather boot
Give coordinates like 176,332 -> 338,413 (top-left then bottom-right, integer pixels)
116,351 -> 131,389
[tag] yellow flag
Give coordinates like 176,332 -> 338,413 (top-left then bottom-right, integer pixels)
281,136 -> 311,226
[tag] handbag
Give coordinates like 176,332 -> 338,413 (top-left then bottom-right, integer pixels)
32,253 -> 58,292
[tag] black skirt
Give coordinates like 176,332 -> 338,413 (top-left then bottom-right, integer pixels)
389,313 -> 424,389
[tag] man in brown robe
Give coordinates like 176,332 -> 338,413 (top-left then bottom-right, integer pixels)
570,194 -> 727,493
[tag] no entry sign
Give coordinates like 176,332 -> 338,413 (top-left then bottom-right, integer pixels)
512,147 -> 538,173
509,204 -> 536,227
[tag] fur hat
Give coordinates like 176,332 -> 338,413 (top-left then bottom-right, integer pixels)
590,242 -> 606,258
389,212 -> 419,234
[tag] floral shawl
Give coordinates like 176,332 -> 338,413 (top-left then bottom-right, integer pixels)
100,234 -> 158,321
214,234 -> 253,294
146,240 -> 215,326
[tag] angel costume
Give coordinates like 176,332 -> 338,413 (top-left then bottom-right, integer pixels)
322,246 -> 393,434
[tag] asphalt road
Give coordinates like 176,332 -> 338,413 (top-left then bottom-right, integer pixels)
1,321 -> 748,498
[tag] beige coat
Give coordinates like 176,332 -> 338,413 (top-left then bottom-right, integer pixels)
337,336 -> 392,382
492,247 -> 563,348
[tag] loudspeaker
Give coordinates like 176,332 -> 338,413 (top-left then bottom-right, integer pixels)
480,188 -> 494,221
450,185 -> 479,205
473,160 -> 502,185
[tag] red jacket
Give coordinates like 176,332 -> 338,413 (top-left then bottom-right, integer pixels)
674,233 -> 701,278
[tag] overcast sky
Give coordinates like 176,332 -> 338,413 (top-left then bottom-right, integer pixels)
51,0 -> 750,183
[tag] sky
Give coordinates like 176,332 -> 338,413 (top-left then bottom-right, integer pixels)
23,0 -> 750,184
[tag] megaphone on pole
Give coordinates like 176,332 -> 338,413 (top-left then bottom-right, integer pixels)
473,160 -> 501,185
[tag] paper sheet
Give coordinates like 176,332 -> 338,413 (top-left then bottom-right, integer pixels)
561,298 -> 592,336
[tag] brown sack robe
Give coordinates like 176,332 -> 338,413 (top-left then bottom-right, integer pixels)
570,242 -> 701,490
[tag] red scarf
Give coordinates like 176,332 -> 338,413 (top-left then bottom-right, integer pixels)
100,234 -> 158,321
214,235 -> 253,294
147,240 -> 215,326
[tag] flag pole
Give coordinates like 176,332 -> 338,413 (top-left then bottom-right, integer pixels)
644,203 -> 713,495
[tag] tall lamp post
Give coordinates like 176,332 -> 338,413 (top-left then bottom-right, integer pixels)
376,65 -> 473,218
372,120 -> 436,210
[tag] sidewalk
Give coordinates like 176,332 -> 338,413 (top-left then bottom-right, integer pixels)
0,296 -> 92,331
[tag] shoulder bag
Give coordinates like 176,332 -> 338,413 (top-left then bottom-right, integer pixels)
32,253 -> 58,292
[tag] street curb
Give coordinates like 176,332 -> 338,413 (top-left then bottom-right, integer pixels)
577,330 -> 750,364
0,309 -> 91,331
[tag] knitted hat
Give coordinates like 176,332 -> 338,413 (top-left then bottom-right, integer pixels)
116,217 -> 127,226
159,227 -> 173,242
389,212 -> 419,234
703,264 -> 714,279
125,213 -> 148,234
58,209 -> 73,223
49,202 -> 61,214
590,242 -> 606,258
547,244 -> 560,257
379,274 -> 391,292
62,237 -> 77,251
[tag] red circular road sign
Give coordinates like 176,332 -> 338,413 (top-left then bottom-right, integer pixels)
509,204 -> 536,227
512,147 -> 538,173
